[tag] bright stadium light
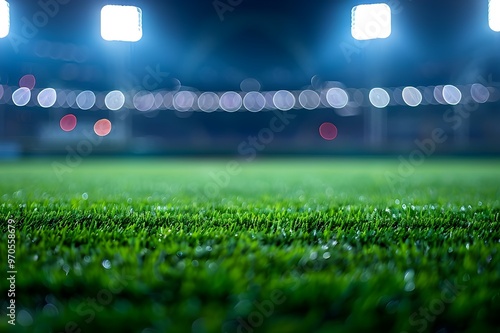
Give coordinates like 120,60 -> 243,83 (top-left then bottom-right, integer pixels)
101,5 -> 143,42
351,3 -> 391,41
0,0 -> 9,39
489,0 -> 500,32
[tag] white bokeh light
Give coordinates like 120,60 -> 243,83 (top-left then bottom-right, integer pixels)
12,88 -> 31,107
154,93 -> 164,110
351,3 -> 391,41
153,92 -> 163,110
299,90 -> 321,110
56,89 -> 68,107
76,90 -> 96,110
2,82 -> 493,112
101,5 -> 142,42
442,85 -> 462,105
219,91 -> 242,112
470,83 -> 490,103
163,92 -> 174,109
37,88 -> 57,108
105,90 -> 125,110
198,92 -> 219,112
326,88 -> 349,108
0,1 -> 9,39
240,78 -> 261,92
1,86 -> 11,104
173,91 -> 196,112
369,88 -> 390,108
273,90 -> 295,111
243,92 -> 266,112
66,91 -> 77,108
433,86 -> 446,105
402,86 -> 422,107
133,91 -> 155,112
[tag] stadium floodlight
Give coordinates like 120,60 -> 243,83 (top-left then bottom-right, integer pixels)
351,3 -> 391,41
101,5 -> 143,42
489,0 -> 500,32
0,0 -> 9,39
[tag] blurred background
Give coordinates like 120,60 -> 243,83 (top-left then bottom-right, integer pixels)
0,0 -> 499,158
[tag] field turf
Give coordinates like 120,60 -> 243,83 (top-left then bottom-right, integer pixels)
0,159 -> 499,333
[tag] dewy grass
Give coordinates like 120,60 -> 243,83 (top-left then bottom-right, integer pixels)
0,159 -> 499,333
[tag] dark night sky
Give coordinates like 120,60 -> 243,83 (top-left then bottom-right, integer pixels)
1,0 -> 499,91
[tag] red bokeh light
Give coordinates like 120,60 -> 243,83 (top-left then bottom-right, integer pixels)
60,114 -> 77,132
319,122 -> 338,141
19,75 -> 36,90
94,119 -> 112,137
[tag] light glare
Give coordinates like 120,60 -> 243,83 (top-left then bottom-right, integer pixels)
0,1 -> 9,39
351,3 -> 391,41
101,5 -> 143,42
489,0 -> 500,32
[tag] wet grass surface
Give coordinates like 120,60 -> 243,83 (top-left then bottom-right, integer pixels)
0,158 -> 499,333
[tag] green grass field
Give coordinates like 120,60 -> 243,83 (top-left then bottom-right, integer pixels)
1,159 -> 499,333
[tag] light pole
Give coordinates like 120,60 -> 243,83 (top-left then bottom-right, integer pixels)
351,3 -> 392,150
101,4 -> 143,145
